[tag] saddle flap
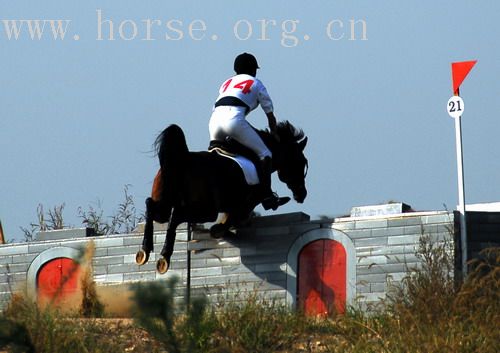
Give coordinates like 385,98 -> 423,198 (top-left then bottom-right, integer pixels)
208,138 -> 265,186
212,150 -> 260,186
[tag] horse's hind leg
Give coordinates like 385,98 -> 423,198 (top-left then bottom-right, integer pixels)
136,197 -> 157,265
157,207 -> 182,274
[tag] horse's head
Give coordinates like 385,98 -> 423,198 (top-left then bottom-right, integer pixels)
272,121 -> 308,203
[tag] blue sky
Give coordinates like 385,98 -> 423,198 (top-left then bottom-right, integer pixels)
1,1 -> 499,241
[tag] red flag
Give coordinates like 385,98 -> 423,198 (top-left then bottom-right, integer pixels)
452,60 -> 477,95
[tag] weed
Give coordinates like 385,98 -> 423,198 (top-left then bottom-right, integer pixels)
20,203 -> 65,242
212,290 -> 305,353
79,185 -> 145,236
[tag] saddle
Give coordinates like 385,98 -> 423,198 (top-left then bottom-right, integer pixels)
208,137 -> 291,210
208,137 -> 266,184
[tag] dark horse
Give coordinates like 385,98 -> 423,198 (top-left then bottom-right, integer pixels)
136,121 -> 308,273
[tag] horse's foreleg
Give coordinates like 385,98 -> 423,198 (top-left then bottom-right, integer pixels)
210,213 -> 230,239
157,207 -> 181,274
143,197 -> 155,252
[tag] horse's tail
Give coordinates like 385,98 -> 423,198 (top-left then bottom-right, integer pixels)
154,124 -> 189,171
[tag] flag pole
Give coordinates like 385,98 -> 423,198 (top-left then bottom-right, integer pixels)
454,87 -> 468,277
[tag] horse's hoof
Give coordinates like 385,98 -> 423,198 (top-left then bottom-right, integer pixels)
156,257 -> 169,274
135,249 -> 150,265
210,224 -> 226,239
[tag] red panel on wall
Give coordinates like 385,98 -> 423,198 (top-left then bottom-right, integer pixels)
298,239 -> 347,315
37,257 -> 80,305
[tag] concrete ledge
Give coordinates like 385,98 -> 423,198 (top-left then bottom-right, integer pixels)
37,228 -> 95,241
247,212 -> 310,227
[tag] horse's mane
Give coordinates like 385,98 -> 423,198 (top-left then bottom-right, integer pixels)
273,120 -> 305,143
154,124 -> 189,170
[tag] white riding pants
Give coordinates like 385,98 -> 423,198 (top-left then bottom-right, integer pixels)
209,106 -> 272,160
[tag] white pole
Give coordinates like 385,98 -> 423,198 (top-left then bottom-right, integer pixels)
454,114 -> 468,277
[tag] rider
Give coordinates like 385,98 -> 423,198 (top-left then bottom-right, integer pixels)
209,53 -> 290,211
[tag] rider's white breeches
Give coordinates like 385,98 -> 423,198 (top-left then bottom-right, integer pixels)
209,106 -> 272,160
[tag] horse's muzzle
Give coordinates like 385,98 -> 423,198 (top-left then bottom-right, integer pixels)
293,185 -> 307,203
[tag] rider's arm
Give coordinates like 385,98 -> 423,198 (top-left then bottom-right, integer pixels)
256,80 -> 276,133
266,111 -> 277,133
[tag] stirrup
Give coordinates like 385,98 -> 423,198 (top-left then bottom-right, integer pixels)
262,193 -> 291,211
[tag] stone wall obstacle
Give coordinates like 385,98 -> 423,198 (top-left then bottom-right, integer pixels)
1,204 -> 493,313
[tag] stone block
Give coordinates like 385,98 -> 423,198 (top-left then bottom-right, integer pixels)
330,221 -> 355,231
107,246 -> 139,256
107,263 -> 148,274
345,229 -> 373,239
370,283 -> 387,293
94,237 -> 125,248
388,216 -> 422,228
11,254 -> 37,264
94,273 -> 124,283
94,248 -> 108,257
356,273 -> 387,284
0,257 -> 12,265
387,234 -> 419,245
357,255 -> 388,266
403,225 -> 424,235
221,264 -> 254,275
387,253 -> 419,264
92,256 -> 124,266
248,212 -> 310,228
354,237 -> 388,247
386,272 -> 408,282
357,263 -> 410,275
355,219 -> 388,229
0,263 -> 30,274
188,239 -> 228,252
93,265 -> 107,275
371,227 -> 405,238
356,292 -> 386,302
421,213 -> 453,224
190,267 -> 223,277
124,236 -> 144,246
28,242 -> 60,254
0,245 -> 28,256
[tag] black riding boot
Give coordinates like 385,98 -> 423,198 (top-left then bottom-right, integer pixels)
259,157 -> 290,211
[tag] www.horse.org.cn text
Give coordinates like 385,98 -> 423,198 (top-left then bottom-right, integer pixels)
0,9 -> 368,47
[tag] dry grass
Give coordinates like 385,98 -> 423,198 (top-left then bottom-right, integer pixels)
0,239 -> 498,352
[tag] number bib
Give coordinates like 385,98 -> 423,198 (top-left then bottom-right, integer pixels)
215,74 -> 274,114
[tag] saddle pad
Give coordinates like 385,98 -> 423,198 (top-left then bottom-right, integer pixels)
212,149 -> 260,185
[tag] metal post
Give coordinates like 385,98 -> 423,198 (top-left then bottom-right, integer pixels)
454,90 -> 468,277
186,222 -> 191,307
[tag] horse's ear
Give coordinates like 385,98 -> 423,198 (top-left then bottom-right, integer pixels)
299,137 -> 308,150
